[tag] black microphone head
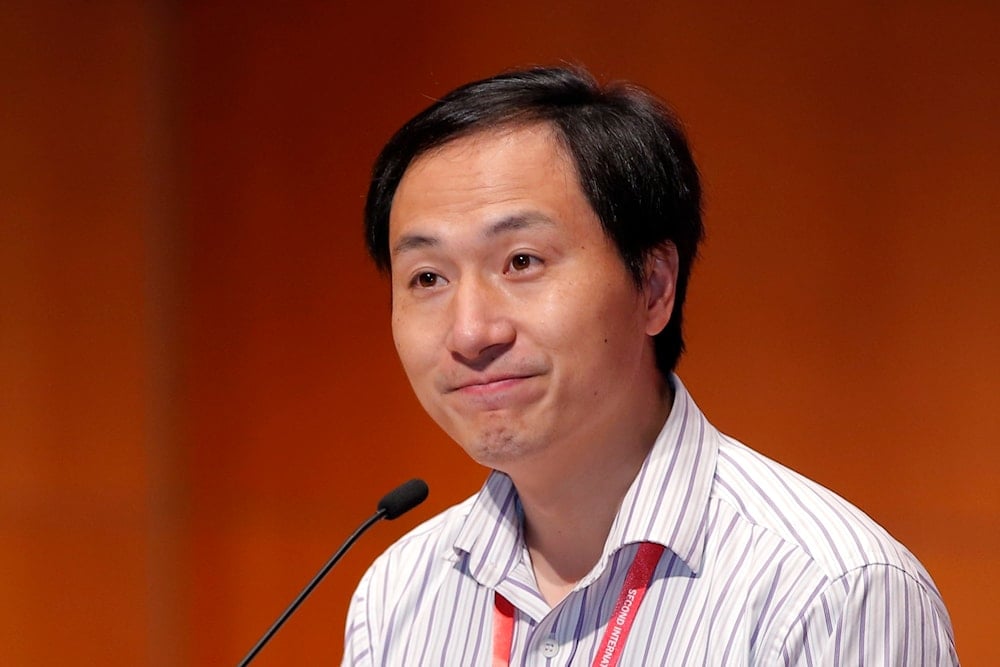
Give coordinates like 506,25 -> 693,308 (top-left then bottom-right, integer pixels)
377,479 -> 429,520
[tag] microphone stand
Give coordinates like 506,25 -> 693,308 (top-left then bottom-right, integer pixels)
237,510 -> 386,667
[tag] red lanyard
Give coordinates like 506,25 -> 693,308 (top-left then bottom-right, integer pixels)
492,542 -> 664,667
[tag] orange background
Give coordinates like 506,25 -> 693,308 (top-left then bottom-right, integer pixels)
3,2 -> 997,665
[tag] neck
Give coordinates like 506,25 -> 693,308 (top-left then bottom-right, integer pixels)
511,382 -> 673,606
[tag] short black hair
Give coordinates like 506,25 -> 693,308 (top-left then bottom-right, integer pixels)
365,65 -> 703,376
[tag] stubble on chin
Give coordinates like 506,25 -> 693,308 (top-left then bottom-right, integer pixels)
461,425 -> 534,469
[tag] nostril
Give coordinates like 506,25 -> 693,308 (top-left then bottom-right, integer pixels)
450,341 -> 515,371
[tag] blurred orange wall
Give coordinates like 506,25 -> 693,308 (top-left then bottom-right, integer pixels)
2,2 -> 182,665
2,2 -> 997,665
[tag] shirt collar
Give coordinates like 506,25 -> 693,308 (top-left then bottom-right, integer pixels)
453,375 -> 718,588
453,471 -> 523,588
598,375 -> 716,577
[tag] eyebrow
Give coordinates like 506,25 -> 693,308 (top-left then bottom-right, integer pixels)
391,233 -> 438,258
390,212 -> 556,258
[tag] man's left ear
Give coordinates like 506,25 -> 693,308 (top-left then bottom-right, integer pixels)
643,242 -> 678,336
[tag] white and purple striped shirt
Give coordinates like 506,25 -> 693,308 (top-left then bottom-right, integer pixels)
343,377 -> 957,665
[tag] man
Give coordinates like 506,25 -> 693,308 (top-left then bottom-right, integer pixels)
344,67 -> 957,665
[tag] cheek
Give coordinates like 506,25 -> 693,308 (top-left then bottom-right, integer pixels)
391,314 -> 415,366
392,314 -> 435,378
576,294 -> 649,368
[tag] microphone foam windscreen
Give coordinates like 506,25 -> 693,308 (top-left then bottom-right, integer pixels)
377,479 -> 429,519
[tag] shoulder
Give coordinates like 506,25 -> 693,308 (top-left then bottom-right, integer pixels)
711,431 -> 933,584
343,493 -> 478,658
707,433 -> 956,663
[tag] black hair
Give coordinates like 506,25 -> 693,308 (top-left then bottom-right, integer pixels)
365,66 -> 703,376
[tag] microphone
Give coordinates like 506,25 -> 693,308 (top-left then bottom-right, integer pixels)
378,478 -> 431,519
237,479 -> 429,666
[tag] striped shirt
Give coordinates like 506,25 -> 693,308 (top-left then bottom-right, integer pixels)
343,377 -> 957,665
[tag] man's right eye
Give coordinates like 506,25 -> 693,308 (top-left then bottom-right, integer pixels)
412,272 -> 442,288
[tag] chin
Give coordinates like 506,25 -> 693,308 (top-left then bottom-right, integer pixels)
460,427 -> 538,469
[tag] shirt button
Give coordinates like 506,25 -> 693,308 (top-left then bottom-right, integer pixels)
541,638 -> 559,658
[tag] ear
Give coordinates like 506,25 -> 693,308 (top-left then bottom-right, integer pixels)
643,242 -> 678,337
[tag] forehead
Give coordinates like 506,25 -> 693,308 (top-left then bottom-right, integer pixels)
404,123 -> 574,191
388,124 -> 597,243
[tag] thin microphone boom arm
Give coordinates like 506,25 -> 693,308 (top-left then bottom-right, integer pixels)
237,479 -> 429,667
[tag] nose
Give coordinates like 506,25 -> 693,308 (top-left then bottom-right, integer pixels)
445,276 -> 516,365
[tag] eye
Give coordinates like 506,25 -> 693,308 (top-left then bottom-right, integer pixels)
410,271 -> 445,289
507,253 -> 541,273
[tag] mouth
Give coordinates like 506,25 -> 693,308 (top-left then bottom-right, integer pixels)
439,371 -> 546,412
448,374 -> 535,394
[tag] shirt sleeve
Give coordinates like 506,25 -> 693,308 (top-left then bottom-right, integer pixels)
776,563 -> 958,666
341,567 -> 376,667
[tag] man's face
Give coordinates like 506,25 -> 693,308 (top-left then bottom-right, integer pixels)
388,124 -> 673,473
